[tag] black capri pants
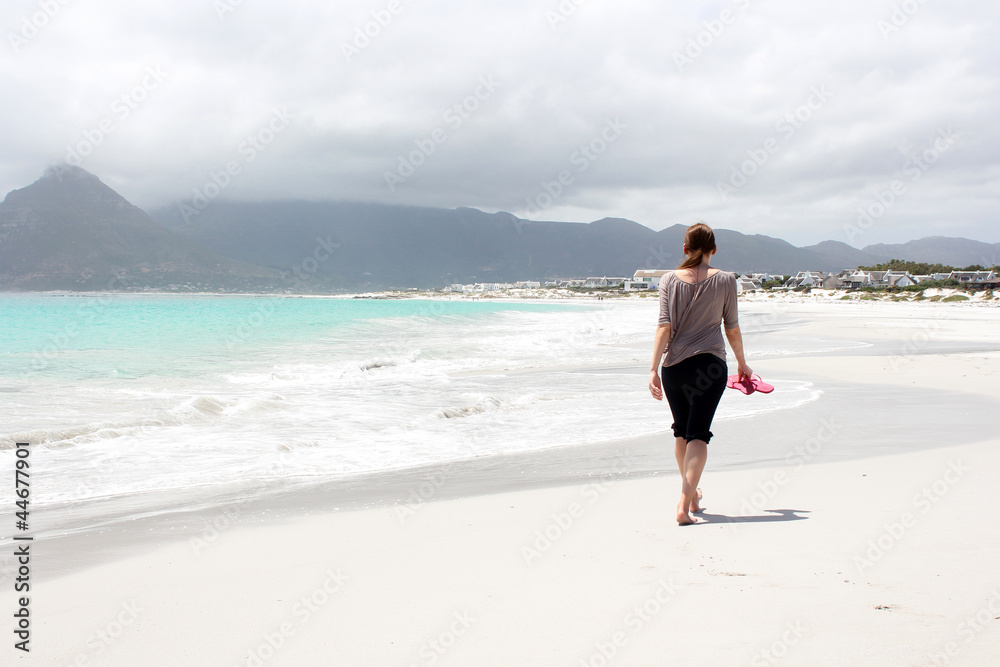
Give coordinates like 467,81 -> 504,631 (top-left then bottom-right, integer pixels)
660,352 -> 728,444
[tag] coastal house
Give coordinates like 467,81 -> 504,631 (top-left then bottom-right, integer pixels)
839,270 -> 916,289
867,270 -> 890,286
751,273 -> 782,284
948,270 -> 999,286
625,269 -> 671,291
624,269 -> 670,291
471,282 -> 513,292
883,270 -> 918,288
736,276 -> 761,294
784,271 -> 826,288
583,276 -> 626,288
843,271 -> 871,288
514,281 -> 541,289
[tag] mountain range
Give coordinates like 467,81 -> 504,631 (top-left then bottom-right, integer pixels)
1,166 -> 997,291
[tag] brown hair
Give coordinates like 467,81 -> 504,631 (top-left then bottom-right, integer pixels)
678,221 -> 716,270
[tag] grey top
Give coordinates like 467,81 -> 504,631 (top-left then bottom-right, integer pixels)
658,269 -> 739,367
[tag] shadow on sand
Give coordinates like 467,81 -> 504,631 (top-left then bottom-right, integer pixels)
695,509 -> 810,524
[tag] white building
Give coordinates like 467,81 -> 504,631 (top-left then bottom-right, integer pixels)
949,270 -> 998,284
785,271 -> 826,288
583,276 -> 626,288
751,273 -> 782,283
883,270 -> 918,287
471,282 -> 513,292
626,269 -> 671,291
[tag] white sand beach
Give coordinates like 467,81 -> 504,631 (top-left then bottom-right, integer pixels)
4,300 -> 1000,666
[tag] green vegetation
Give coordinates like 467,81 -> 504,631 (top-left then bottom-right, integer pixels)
901,279 -> 960,291
941,294 -> 969,302
858,259 -> 1000,274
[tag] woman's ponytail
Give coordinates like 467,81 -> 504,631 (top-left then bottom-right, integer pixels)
678,222 -> 716,270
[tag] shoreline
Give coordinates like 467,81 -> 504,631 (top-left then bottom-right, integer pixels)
8,346 -> 1000,580
6,300 -> 1000,554
3,285 -> 998,307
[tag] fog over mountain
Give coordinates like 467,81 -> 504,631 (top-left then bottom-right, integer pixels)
1,167 -> 996,292
0,166 -> 279,290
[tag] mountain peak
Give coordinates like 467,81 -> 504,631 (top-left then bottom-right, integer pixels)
4,164 -> 126,208
41,163 -> 102,183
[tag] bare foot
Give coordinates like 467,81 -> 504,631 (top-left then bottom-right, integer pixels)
690,488 -> 704,514
677,502 -> 698,526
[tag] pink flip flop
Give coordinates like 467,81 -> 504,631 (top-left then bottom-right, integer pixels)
726,374 -> 755,394
749,374 -> 774,393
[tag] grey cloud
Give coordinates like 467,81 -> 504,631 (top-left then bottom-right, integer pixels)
1,0 -> 997,248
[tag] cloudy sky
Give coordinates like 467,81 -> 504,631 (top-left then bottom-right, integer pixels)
2,0 -> 997,247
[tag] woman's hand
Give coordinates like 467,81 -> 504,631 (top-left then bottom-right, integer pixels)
649,369 -> 663,400
738,362 -> 753,381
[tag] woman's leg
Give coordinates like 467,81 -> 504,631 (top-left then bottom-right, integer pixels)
673,437 -> 686,476
674,437 -> 703,515
674,354 -> 728,525
677,439 -> 708,525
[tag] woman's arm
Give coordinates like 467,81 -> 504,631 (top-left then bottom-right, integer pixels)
724,325 -> 753,379
648,323 -> 671,400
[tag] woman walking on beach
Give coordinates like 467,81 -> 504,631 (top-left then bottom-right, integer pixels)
648,222 -> 752,525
